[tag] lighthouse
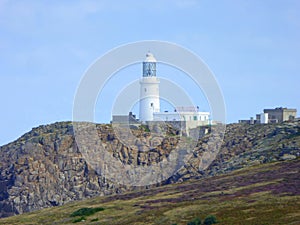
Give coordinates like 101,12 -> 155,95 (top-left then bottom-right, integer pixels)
139,52 -> 160,122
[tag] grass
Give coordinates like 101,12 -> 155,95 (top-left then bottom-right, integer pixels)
0,158 -> 299,224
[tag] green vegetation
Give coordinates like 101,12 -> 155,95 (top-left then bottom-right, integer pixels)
70,207 -> 104,217
203,215 -> 218,225
72,216 -> 86,223
186,215 -> 217,225
140,124 -> 150,132
187,217 -> 201,225
0,159 -> 299,225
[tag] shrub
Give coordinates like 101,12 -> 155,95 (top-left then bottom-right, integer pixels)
140,125 -> 150,132
70,207 -> 105,217
187,217 -> 201,225
72,216 -> 86,223
203,215 -> 217,225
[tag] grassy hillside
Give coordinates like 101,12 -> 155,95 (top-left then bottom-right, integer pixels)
0,158 -> 299,225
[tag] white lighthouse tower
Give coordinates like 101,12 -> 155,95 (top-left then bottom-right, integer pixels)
139,52 -> 160,122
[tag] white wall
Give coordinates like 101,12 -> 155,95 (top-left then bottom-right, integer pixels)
139,77 -> 160,122
154,111 -> 210,122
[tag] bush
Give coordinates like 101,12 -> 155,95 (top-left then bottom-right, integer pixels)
187,217 -> 201,225
72,216 -> 86,223
140,125 -> 150,132
203,215 -> 217,225
70,207 -> 105,217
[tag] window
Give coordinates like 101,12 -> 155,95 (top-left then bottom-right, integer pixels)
193,116 -> 197,121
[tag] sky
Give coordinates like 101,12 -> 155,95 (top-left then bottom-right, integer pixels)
0,0 -> 299,145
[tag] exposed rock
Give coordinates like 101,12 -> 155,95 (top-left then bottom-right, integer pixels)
281,154 -> 297,160
0,121 -> 299,218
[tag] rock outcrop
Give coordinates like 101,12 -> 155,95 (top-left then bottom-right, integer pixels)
172,122 -> 300,182
0,121 -> 299,217
0,122 -> 119,217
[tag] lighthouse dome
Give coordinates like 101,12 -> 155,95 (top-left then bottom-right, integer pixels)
144,52 -> 157,62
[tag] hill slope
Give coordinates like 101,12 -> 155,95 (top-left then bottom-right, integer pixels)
0,158 -> 299,224
0,121 -> 299,218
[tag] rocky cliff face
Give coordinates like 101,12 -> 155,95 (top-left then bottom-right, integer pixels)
0,122 -> 183,217
0,121 -> 299,218
0,122 -> 119,217
170,122 -> 300,182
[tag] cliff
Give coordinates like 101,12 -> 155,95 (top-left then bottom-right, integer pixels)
0,121 -> 299,218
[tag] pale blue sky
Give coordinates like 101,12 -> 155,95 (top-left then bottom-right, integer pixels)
0,0 -> 299,145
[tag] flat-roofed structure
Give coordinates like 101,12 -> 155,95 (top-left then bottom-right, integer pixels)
239,107 -> 297,124
264,107 -> 297,123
